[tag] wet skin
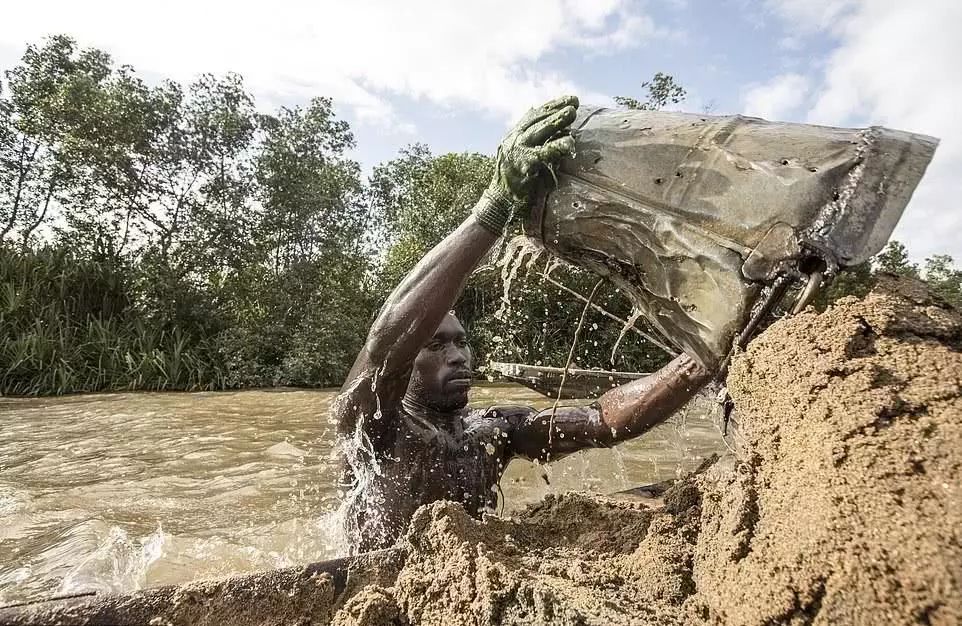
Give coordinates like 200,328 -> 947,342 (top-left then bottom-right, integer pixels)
334,96 -> 710,552
406,315 -> 474,414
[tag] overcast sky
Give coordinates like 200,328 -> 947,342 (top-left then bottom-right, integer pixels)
2,0 -> 959,261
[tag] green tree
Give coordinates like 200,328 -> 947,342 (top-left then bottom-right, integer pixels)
874,240 -> 919,277
614,72 -> 687,111
216,97 -> 374,387
255,98 -> 366,273
923,254 -> 962,307
0,35 -> 88,247
369,144 -> 492,288
0,35 -> 378,394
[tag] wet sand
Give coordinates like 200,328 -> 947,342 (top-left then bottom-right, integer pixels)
329,275 -> 961,625
6,276 -> 959,625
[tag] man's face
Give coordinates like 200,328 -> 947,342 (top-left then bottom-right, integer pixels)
407,313 -> 473,412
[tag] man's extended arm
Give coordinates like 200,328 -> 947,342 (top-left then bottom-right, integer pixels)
340,216 -> 499,411
509,354 -> 711,461
337,96 -> 580,435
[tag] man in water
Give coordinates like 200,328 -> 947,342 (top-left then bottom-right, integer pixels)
335,96 -> 710,552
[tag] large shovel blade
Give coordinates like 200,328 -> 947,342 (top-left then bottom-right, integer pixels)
528,107 -> 938,367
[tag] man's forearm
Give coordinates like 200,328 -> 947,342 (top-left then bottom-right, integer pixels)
347,203 -> 500,381
597,354 -> 710,442
510,354 -> 710,460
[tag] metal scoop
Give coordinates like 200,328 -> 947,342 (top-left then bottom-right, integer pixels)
527,106 -> 939,368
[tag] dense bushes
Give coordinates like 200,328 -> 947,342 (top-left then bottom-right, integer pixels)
0,245 -> 376,394
0,247 -> 223,394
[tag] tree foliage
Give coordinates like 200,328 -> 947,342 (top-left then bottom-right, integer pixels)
0,36 -> 374,393
369,144 -> 492,288
922,254 -> 962,307
1,36 -> 958,396
873,240 -> 919,278
614,72 -> 687,111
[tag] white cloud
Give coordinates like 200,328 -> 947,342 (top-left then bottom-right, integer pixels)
765,0 -> 857,30
742,73 -> 811,121
765,0 -> 962,261
777,35 -> 803,51
0,0 -> 661,132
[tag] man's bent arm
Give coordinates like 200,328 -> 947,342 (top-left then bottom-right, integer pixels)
344,215 -> 499,393
337,96 -> 579,435
510,354 -> 710,461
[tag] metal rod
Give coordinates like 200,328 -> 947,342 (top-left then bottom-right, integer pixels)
791,271 -> 824,314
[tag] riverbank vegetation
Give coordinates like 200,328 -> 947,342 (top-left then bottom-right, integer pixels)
2,36 -> 959,395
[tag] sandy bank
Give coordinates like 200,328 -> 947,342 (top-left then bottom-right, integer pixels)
6,276 -> 959,625
334,275 -> 962,625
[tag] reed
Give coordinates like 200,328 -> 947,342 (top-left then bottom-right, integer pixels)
0,247 -> 227,396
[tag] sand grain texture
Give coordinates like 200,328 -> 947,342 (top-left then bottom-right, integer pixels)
332,276 -> 962,625
9,277 -> 957,626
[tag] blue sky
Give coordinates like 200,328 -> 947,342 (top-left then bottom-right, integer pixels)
2,0 -> 959,261
329,0 -> 849,167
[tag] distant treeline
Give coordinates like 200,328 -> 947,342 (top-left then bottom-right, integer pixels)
1,36 -> 959,395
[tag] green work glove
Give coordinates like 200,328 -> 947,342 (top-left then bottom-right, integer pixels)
474,95 -> 579,234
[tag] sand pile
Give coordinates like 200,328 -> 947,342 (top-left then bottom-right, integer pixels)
8,277 -> 958,626
331,275 -> 961,626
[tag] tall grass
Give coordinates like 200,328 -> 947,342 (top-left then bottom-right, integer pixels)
0,247 -> 227,396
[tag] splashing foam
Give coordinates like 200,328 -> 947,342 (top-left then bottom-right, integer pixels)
330,374 -> 389,554
494,235 -> 545,322
58,524 -> 167,596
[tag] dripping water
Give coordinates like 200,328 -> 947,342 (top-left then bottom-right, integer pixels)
610,307 -> 645,366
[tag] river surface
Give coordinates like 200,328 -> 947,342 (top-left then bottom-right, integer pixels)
0,385 -> 727,605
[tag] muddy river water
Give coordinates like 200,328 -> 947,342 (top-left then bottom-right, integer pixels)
0,385 -> 727,605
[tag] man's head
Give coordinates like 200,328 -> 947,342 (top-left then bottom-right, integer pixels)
407,312 -> 473,413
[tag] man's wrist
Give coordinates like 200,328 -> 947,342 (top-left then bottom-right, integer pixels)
473,186 -> 516,234
673,355 -> 711,390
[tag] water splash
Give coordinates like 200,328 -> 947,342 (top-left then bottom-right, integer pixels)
548,279 -> 604,451
495,235 -> 544,323
610,307 -> 644,366
608,446 -> 631,492
331,370 -> 389,554
661,388 -> 724,479
58,523 -> 167,596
